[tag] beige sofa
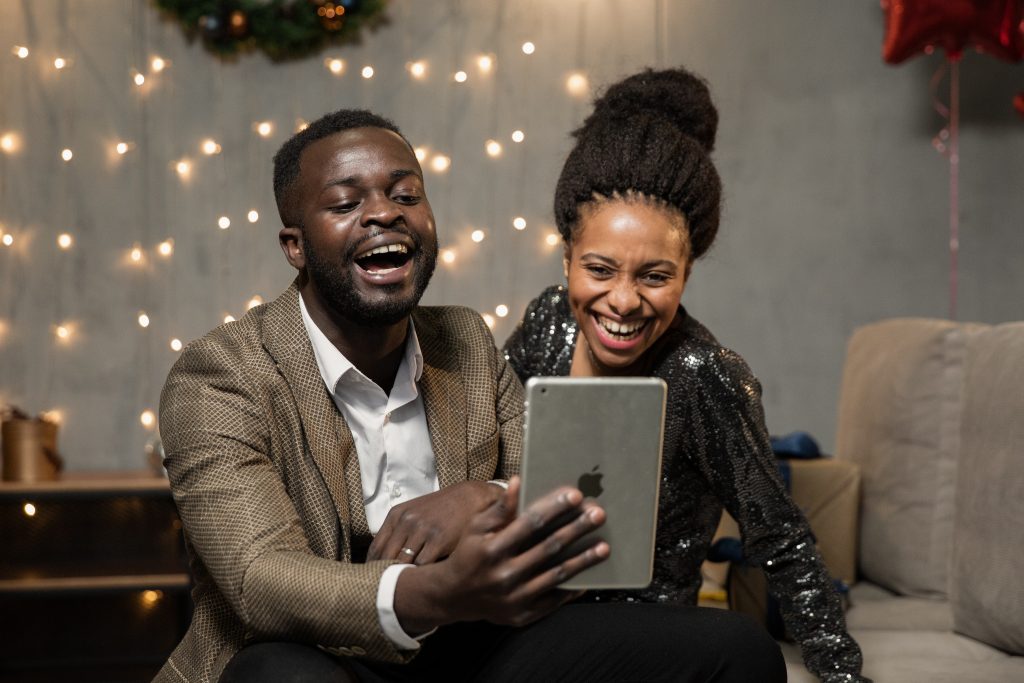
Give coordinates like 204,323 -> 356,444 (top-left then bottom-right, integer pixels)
782,319 -> 1024,682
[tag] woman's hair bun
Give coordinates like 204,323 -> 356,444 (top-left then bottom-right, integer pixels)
578,68 -> 718,153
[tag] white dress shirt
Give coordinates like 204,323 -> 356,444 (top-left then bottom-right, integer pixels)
299,294 -> 436,650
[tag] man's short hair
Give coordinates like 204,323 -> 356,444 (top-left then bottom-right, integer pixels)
272,109 -> 409,227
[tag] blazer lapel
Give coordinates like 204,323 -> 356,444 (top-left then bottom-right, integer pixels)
414,310 -> 469,489
262,282 -> 358,557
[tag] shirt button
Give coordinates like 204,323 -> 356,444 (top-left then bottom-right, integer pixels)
392,484 -> 403,498
383,412 -> 391,424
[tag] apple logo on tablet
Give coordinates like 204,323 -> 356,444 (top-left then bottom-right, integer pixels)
578,465 -> 604,498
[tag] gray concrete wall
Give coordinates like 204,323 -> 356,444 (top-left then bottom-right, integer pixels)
1,0 -> 1021,470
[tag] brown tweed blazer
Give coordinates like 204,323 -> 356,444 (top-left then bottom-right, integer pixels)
155,282 -> 523,683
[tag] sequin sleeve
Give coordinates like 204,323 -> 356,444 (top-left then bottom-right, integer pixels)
684,348 -> 868,682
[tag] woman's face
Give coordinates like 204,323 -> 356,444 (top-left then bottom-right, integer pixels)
565,200 -> 690,374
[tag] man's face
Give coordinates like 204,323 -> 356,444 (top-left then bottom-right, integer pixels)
290,127 -> 438,327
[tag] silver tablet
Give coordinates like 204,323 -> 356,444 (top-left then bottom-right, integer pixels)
518,376 -> 667,589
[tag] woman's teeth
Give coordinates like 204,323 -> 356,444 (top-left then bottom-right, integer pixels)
597,315 -> 645,339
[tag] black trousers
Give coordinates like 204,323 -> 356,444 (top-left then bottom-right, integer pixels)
221,603 -> 787,683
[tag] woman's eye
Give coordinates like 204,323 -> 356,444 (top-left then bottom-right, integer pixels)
642,272 -> 671,284
586,265 -> 613,278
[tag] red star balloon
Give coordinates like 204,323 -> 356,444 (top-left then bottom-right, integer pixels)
882,0 -> 1024,64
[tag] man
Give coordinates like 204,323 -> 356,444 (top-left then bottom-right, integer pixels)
157,109 -> 784,682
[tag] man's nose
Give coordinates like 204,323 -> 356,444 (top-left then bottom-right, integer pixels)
361,193 -> 403,227
608,280 -> 641,315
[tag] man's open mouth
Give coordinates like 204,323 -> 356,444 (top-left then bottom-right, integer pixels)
354,243 -> 413,275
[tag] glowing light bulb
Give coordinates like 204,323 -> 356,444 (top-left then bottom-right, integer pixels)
151,56 -> 166,72
441,249 -> 456,264
223,314 -> 236,324
511,130 -> 525,143
545,232 -> 560,246
361,66 -> 374,79
133,72 -> 145,86
326,58 -> 345,75
57,233 -> 73,249
408,61 -> 426,78
471,229 -> 485,243
566,72 -> 589,97
115,142 -> 129,155
521,42 -> 536,55
1,133 -> 17,152
485,140 -> 502,157
295,119 -> 309,132
23,502 -> 36,517
130,246 -> 143,262
1,234 -> 13,247
495,304 -> 509,318
13,46 -> 29,59
53,57 -> 66,69
170,338 -> 183,351
477,54 -> 494,73
247,210 -> 259,223
246,295 -> 263,310
41,410 -> 63,425
157,239 -> 174,257
175,160 -> 191,178
60,148 -> 73,161
453,70 -> 468,83
414,147 -> 428,162
138,312 -> 151,328
140,409 -> 156,428
201,139 -> 221,155
513,216 -> 527,231
482,314 -> 496,329
430,154 -> 451,173
218,216 -> 231,230
255,121 -> 273,137
55,324 -> 71,341
140,589 -> 163,607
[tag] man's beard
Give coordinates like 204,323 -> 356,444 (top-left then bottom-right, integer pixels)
302,226 -> 438,327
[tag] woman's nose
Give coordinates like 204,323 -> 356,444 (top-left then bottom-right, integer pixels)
608,281 -> 641,315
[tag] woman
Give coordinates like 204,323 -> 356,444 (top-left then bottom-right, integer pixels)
504,68 -> 868,683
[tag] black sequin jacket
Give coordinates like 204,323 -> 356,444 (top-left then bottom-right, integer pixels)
503,286 -> 868,683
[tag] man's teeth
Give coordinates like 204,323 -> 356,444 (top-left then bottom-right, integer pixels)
597,316 -> 644,337
357,243 -> 409,259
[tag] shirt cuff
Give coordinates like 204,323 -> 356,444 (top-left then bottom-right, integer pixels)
377,564 -> 434,650
488,479 -> 509,489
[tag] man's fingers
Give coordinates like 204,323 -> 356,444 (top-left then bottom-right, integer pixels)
515,539 -> 610,598
366,524 -> 394,561
469,476 -> 521,534
487,485 -> 586,556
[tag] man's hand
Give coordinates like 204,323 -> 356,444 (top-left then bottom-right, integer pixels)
392,477 -> 609,635
367,480 -> 503,564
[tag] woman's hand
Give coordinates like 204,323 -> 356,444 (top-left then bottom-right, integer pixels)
367,480 -> 504,564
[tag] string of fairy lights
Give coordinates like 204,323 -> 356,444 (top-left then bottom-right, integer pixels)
0,36 -> 591,446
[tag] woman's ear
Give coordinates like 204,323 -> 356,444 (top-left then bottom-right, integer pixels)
562,245 -> 571,279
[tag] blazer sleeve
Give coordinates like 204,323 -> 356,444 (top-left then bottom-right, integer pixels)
682,350 -> 868,683
160,335 -> 411,664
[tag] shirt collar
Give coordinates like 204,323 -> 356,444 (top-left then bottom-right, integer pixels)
298,292 -> 424,394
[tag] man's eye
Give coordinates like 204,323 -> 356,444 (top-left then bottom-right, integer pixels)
393,194 -> 420,205
330,202 -> 358,213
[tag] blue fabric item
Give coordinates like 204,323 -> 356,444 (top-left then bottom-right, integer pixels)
770,431 -> 822,459
708,537 -> 745,563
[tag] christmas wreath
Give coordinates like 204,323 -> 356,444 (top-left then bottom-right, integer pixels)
154,0 -> 389,62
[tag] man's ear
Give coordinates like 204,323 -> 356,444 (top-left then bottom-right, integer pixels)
279,226 -> 305,270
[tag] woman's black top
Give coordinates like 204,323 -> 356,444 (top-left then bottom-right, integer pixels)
503,285 -> 867,683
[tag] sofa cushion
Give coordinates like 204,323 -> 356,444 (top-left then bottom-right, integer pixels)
835,319 -> 981,597
846,581 -> 952,632
951,322 -> 1024,655
782,630 -> 1024,683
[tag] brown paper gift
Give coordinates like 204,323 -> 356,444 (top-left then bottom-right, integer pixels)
1,417 -> 63,482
